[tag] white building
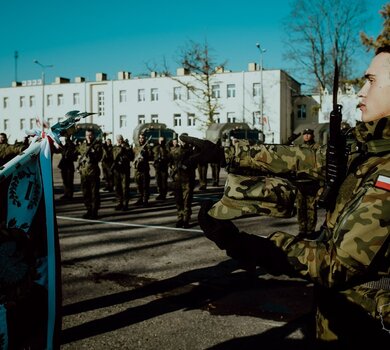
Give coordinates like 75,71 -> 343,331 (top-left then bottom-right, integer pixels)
0,64 -> 302,144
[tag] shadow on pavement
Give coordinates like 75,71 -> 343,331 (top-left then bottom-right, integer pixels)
61,259 -> 315,347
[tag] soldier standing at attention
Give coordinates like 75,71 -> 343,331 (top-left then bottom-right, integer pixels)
182,45 -> 390,346
58,136 -> 78,200
133,133 -> 151,207
152,136 -> 169,200
295,128 -> 321,238
169,136 -> 197,228
101,138 -> 114,192
77,129 -> 103,219
210,139 -> 223,186
112,134 -> 133,211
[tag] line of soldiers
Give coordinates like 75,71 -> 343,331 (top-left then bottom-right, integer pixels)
57,129 -> 220,226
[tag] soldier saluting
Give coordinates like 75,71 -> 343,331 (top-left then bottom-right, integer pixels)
76,128 -> 103,219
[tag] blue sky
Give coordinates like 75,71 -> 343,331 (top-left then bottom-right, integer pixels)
0,0 -> 386,89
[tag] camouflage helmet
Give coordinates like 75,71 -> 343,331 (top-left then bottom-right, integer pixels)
208,173 -> 297,220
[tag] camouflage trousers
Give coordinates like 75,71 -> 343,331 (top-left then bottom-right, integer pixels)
81,173 -> 100,213
61,167 -> 74,198
135,170 -> 150,202
173,179 -> 194,222
155,168 -> 168,197
114,169 -> 130,205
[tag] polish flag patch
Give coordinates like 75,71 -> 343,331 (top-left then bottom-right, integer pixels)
375,175 -> 390,191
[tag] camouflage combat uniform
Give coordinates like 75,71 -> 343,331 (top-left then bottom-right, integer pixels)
133,143 -> 151,206
169,143 -> 196,228
152,142 -> 170,200
295,140 -> 321,236
213,116 -> 390,343
112,142 -> 133,210
77,140 -> 103,218
58,138 -> 77,199
101,141 -> 114,191
0,141 -> 26,167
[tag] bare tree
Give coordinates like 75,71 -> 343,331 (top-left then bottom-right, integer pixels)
360,3 -> 390,51
157,40 -> 227,129
283,0 -> 368,91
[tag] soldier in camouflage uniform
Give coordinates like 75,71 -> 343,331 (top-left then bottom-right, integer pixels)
152,136 -> 169,200
58,136 -> 78,200
133,133 -> 151,207
182,46 -> 390,346
77,129 -> 103,219
295,128 -> 321,237
112,134 -> 133,211
169,136 -> 197,228
0,133 -> 28,167
101,138 -> 114,192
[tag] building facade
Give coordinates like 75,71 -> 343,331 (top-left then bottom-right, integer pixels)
0,64 -> 302,144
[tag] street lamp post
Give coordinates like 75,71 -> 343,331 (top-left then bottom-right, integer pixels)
256,43 -> 266,137
33,60 -> 53,128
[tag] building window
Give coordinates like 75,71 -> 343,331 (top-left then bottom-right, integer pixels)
120,115 -> 127,128
73,93 -> 80,105
29,95 -> 35,107
47,94 -> 53,106
138,115 -> 145,124
297,104 -> 307,119
151,114 -> 159,123
20,118 -> 26,130
29,118 -> 35,129
3,119 -> 9,130
20,96 -> 25,107
47,118 -> 53,127
227,112 -> 236,123
252,111 -> 261,125
253,83 -> 261,97
119,90 -> 127,103
97,91 -> 105,116
227,84 -> 236,98
151,88 -> 159,101
173,86 -> 182,100
57,94 -> 64,106
213,113 -> 220,124
187,113 -> 195,126
3,97 -> 8,108
138,89 -> 145,102
173,114 -> 182,127
211,84 -> 220,98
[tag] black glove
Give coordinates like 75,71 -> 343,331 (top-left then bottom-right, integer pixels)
179,134 -> 225,165
198,201 -> 295,276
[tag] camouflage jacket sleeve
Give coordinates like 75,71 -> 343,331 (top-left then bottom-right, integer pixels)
269,153 -> 390,289
227,140 -> 327,180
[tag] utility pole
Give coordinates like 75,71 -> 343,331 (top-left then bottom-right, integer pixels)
256,43 -> 266,135
33,60 -> 54,128
14,51 -> 19,82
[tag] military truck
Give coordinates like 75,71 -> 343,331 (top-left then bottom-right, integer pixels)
132,123 -> 177,147
206,122 -> 264,147
71,123 -> 104,143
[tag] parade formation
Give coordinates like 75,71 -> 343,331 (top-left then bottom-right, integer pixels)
1,3 -> 390,348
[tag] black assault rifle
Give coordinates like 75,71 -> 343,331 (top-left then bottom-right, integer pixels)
318,60 -> 347,211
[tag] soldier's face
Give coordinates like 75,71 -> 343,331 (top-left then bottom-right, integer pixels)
358,52 -> 390,122
0,135 -> 6,144
139,135 -> 145,144
85,131 -> 94,143
303,134 -> 313,142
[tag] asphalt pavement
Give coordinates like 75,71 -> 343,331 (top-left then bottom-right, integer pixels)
53,154 -> 323,349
